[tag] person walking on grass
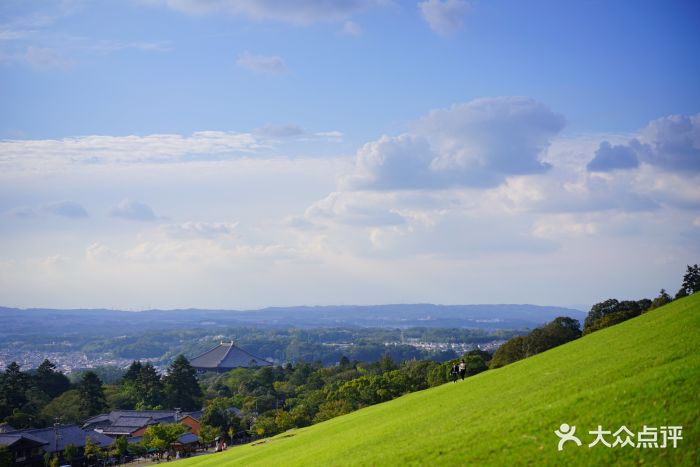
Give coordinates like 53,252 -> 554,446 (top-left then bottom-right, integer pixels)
458,359 -> 467,381
450,362 -> 459,383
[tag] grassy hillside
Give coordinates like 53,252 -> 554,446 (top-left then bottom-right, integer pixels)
178,294 -> 700,466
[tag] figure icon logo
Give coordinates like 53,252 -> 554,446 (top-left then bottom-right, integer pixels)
555,423 -> 582,451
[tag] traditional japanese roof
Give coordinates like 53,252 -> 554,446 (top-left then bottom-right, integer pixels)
82,414 -> 111,427
83,409 -> 205,434
0,432 -> 48,448
189,341 -> 272,371
184,410 -> 204,421
112,416 -> 156,428
101,424 -> 147,436
176,433 -> 199,445
21,425 -> 113,453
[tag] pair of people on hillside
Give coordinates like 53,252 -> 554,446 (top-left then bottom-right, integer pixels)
451,360 -> 467,382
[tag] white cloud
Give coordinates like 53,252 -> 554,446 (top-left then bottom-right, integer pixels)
532,215 -> 599,240
344,97 -> 565,190
418,0 -> 471,36
109,199 -> 158,221
637,113 -> 700,172
0,128 -> 346,173
143,0 -> 384,25
2,99 -> 699,309
0,131 -> 263,171
0,26 -> 169,70
585,113 -> 700,174
343,133 -> 437,190
306,191 -> 407,227
587,141 -> 639,172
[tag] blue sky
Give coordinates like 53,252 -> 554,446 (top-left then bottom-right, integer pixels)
1,0 -> 699,310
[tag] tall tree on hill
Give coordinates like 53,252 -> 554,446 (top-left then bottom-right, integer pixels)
649,289 -> 673,311
583,299 -> 619,331
135,363 -> 165,409
122,361 -> 143,384
201,397 -> 240,438
79,371 -> 107,416
34,359 -> 71,399
0,362 -> 29,418
164,355 -> 202,411
583,299 -> 649,335
678,264 -> 700,297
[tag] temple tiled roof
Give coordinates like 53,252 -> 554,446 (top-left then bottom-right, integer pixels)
176,433 -> 199,444
189,342 -> 272,370
0,432 -> 48,448
83,409 -> 205,434
22,425 -> 113,453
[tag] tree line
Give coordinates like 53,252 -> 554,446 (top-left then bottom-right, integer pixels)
489,263 -> 699,368
1,350 -> 492,451
196,349 -> 492,440
0,355 -> 202,429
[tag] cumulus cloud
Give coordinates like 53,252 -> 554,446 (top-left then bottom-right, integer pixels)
306,192 -> 407,227
236,52 -> 287,75
109,200 -> 157,221
43,200 -> 89,218
344,97 -> 565,190
586,113 -> 700,173
142,0 -> 383,25
637,113 -> 700,172
419,0 -> 471,35
344,133 -> 438,190
587,141 -> 640,172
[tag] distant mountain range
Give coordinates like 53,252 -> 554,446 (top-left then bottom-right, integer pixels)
0,304 -> 586,336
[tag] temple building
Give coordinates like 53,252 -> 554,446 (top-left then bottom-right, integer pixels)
189,341 -> 273,373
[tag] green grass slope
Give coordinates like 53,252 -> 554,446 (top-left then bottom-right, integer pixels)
179,294 -> 700,466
